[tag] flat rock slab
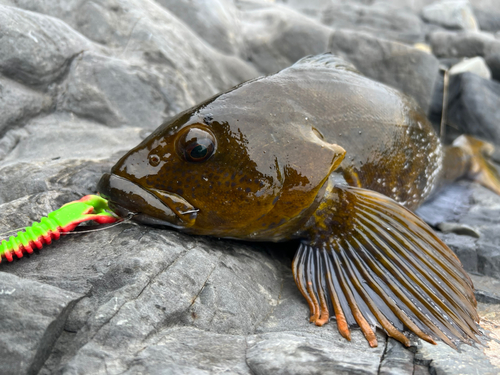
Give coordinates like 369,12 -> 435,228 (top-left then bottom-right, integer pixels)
0,272 -> 81,375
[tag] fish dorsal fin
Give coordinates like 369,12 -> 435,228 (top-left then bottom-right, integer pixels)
291,53 -> 360,74
292,185 -> 480,348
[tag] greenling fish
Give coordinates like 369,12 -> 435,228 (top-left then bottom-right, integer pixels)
97,54 -> 500,349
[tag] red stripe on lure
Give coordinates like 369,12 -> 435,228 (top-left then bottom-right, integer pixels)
0,195 -> 118,263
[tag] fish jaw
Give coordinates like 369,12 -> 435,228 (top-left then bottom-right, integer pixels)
97,173 -> 197,228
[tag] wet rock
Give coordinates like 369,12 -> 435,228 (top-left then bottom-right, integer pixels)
421,0 -> 478,31
239,4 -> 332,74
0,272 -> 81,375
328,29 -> 440,112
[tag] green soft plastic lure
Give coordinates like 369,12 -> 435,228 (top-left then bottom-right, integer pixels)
0,195 -> 118,263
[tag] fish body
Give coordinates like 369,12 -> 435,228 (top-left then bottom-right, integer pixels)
98,54 -> 500,348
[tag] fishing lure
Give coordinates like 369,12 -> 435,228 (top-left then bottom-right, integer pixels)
0,195 -> 118,263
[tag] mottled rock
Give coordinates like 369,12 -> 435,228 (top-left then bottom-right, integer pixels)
0,272 -> 81,375
329,29 -> 440,112
421,0 -> 478,31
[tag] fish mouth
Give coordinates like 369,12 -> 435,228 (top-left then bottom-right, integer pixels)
97,173 -> 198,228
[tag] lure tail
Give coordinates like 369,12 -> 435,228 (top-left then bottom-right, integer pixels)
0,195 -> 118,263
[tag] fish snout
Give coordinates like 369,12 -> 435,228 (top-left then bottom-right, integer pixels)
97,173 -> 196,228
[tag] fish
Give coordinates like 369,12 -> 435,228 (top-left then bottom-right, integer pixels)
97,54 -> 500,349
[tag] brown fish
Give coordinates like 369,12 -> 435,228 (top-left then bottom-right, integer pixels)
98,54 -> 500,348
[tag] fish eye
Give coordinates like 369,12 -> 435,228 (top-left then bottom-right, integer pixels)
176,125 -> 216,163
148,154 -> 161,166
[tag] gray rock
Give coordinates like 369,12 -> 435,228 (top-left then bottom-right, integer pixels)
239,4 -> 332,74
246,331 -> 385,375
473,7 -> 500,32
421,0 -> 478,31
1,1 -> 500,374
321,2 -> 426,44
328,29 -> 440,112
447,73 -> 500,144
448,56 -> 492,79
0,75 -> 53,134
57,52 -> 174,129
429,30 -> 500,80
154,0 -> 244,56
429,30 -> 497,58
0,272 -> 81,375
416,339 -> 499,375
379,338 -> 417,375
0,4 -> 98,87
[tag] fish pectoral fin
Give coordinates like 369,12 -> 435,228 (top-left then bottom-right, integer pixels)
293,186 -> 481,349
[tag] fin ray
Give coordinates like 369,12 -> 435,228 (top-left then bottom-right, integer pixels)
292,185 -> 480,348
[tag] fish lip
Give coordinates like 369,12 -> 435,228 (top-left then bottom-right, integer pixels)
97,173 -> 197,227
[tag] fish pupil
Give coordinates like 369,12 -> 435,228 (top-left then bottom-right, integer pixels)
191,144 -> 207,159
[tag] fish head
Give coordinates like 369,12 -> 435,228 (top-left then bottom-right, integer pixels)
98,79 -> 346,240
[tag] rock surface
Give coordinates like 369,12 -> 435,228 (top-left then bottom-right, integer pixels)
0,1 -> 500,374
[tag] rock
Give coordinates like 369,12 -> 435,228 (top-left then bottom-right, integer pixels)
329,29 -> 440,112
378,338 -> 416,375
429,30 -> 500,80
437,233 -> 478,273
473,7 -> 500,32
154,0 -> 243,56
246,331 -> 385,375
421,0 -> 478,31
429,30 -> 497,58
0,4 -> 98,87
320,2 -> 425,44
416,339 -> 499,375
0,272 -> 81,375
1,1 -> 500,374
0,76 -> 53,134
239,4 -> 332,74
448,56 -> 492,78
446,73 -> 500,144
57,52 -> 175,129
